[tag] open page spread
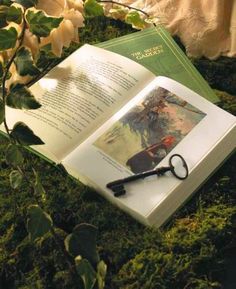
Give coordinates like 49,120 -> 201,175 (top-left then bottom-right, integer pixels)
63,77 -> 236,225
4,44 -> 155,162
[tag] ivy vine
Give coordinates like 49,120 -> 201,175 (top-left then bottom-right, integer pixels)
0,1 -> 153,288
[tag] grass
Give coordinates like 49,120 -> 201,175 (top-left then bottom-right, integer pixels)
0,17 -> 235,289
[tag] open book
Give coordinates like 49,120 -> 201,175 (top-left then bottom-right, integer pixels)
2,44 -> 236,227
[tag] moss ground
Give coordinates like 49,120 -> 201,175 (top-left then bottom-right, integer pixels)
0,17 -> 235,289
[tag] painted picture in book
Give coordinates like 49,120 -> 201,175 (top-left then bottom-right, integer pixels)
94,86 -> 206,173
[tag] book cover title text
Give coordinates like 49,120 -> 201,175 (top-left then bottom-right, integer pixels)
131,45 -> 163,60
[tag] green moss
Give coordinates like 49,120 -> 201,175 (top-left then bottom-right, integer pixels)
116,205 -> 235,289
214,89 -> 236,115
165,205 -> 236,251
193,57 -> 236,95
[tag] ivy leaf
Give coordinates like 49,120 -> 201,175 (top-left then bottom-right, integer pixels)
0,27 -> 18,50
26,9 -> 63,37
7,83 -> 41,109
36,44 -> 57,70
5,144 -> 24,166
10,121 -> 44,145
38,43 -> 56,59
75,257 -> 97,289
97,261 -> 107,289
33,170 -> 46,203
108,6 -> 128,21
27,205 -> 53,242
14,46 -> 40,76
0,5 -> 8,28
7,5 -> 23,24
0,1 -> 12,6
14,0 -> 38,8
125,11 -> 146,29
64,223 -> 99,265
84,0 -> 104,17
0,99 -> 4,125
9,170 -> 23,189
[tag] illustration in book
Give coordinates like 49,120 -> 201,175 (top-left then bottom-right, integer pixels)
94,86 -> 206,173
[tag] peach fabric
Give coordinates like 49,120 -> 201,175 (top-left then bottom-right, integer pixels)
110,0 -> 236,59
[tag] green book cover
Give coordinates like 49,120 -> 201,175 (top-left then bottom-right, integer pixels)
97,26 -> 218,103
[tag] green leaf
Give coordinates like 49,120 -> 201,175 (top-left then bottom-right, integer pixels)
26,9 -> 63,37
64,223 -> 99,265
27,205 -> 53,241
125,11 -> 146,29
75,257 -> 97,289
84,0 -> 104,17
0,1 -> 12,6
14,46 -> 40,76
14,0 -> 38,8
9,170 -> 23,189
5,144 -> 24,166
0,5 -> 8,28
0,27 -> 17,50
0,99 -> 4,125
10,121 -> 44,145
7,83 -> 41,109
38,43 -> 56,58
7,5 -> 23,24
97,261 -> 107,289
33,170 -> 46,202
108,6 -> 128,20
35,44 -> 57,70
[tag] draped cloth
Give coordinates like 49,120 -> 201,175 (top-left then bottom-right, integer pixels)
107,0 -> 236,59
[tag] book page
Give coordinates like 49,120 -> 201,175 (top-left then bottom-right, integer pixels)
4,44 -> 155,162
97,27 -> 218,103
62,77 -> 235,222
